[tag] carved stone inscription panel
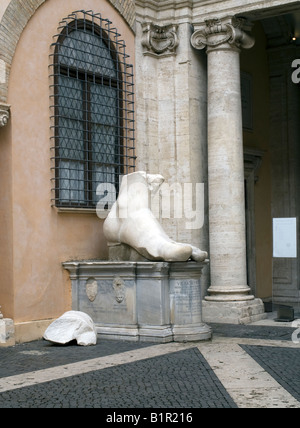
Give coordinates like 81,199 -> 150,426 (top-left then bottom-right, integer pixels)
170,278 -> 202,325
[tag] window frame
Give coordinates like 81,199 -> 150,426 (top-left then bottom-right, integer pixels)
50,11 -> 135,210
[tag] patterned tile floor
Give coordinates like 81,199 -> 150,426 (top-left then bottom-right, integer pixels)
0,320 -> 299,410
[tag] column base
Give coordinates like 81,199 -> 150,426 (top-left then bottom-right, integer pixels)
205,286 -> 254,301
202,298 -> 267,325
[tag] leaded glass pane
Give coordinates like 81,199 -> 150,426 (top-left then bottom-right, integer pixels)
57,75 -> 85,162
59,161 -> 85,203
90,83 -> 118,168
90,84 -> 118,126
57,75 -> 84,120
91,124 -> 116,165
58,29 -> 117,78
92,165 -> 115,203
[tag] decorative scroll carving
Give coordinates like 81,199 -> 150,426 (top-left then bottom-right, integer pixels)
142,22 -> 179,56
191,17 -> 254,52
0,104 -> 10,127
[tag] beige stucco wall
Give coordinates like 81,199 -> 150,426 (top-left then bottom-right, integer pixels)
241,22 -> 273,299
0,121 -> 13,317
0,0 -> 135,323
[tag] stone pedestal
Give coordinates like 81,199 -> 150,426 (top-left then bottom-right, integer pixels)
136,262 -> 173,342
63,260 -> 212,343
169,263 -> 211,341
0,317 -> 15,347
191,17 -> 266,323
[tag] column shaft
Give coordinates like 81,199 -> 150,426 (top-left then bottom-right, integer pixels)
207,47 -> 252,301
191,18 -> 254,301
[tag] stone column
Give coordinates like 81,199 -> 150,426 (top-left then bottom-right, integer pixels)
191,17 -> 266,323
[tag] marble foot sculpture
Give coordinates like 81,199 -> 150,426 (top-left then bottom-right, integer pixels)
103,171 -> 208,263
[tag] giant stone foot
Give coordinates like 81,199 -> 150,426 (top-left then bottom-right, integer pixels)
103,171 -> 208,263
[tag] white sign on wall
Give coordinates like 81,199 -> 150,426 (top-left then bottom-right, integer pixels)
273,218 -> 297,258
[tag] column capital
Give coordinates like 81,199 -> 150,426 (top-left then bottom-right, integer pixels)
191,16 -> 254,53
0,103 -> 10,127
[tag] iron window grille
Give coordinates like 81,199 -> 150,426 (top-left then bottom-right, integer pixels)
50,10 -> 135,209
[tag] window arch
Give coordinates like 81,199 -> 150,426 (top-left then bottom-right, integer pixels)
50,10 -> 135,209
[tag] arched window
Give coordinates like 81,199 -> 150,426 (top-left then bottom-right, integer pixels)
50,10 -> 135,209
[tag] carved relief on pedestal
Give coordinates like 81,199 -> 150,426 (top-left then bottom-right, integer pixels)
191,17 -> 254,52
86,278 -> 98,302
113,277 -> 126,304
142,22 -> 179,56
0,104 -> 10,127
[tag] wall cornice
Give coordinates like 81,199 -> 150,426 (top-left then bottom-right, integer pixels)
136,0 -> 194,12
136,0 -> 300,20
135,0 -> 194,23
136,0 -> 300,30
192,0 -> 300,23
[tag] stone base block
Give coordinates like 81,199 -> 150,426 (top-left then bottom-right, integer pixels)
138,325 -> 174,343
172,323 -> 212,342
95,325 -> 140,342
96,325 -> 175,343
63,260 -> 212,343
202,298 -> 267,325
0,318 -> 15,347
108,243 -> 148,262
